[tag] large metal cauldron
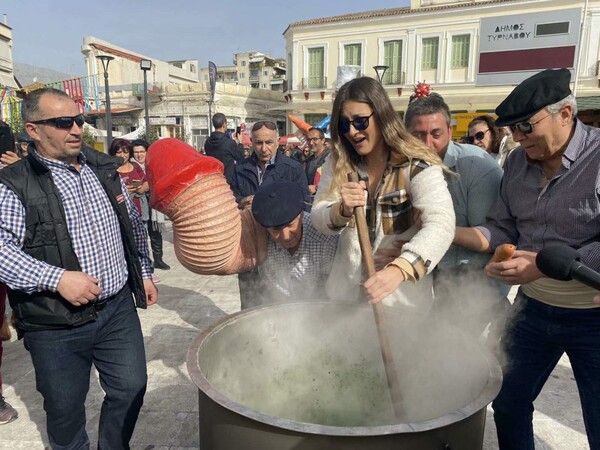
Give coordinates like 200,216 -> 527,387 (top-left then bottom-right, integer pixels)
187,303 -> 502,449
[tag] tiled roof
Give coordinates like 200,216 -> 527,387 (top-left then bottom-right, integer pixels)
284,0 -> 517,33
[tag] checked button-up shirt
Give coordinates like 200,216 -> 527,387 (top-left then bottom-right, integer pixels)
0,151 -> 152,300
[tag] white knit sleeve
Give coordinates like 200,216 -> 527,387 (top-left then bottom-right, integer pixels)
400,165 -> 455,272
310,159 -> 341,236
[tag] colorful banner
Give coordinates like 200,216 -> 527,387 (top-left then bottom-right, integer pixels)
0,88 -> 21,127
0,73 -> 104,128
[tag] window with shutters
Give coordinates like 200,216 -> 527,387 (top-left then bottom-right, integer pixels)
421,37 -> 439,70
307,47 -> 325,89
344,44 -> 362,68
451,35 -> 470,69
383,40 -> 403,85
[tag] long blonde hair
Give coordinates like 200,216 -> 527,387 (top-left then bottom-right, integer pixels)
322,76 -> 443,200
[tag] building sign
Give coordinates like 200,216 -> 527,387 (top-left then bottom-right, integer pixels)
476,8 -> 581,86
150,117 -> 178,125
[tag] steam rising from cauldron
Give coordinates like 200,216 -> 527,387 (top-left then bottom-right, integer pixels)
199,265 -> 509,427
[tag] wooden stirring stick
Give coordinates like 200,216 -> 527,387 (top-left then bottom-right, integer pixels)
347,172 -> 403,419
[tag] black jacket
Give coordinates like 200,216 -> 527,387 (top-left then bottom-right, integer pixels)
305,149 -> 330,186
0,147 -> 147,331
231,151 -> 311,211
204,131 -> 245,184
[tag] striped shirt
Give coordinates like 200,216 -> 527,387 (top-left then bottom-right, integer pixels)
481,119 -> 600,270
258,213 -> 338,301
0,151 -> 151,299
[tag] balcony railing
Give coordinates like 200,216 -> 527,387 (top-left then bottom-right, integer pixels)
132,83 -> 164,96
302,76 -> 327,90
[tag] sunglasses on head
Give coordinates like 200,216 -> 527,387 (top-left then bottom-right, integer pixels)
31,114 -> 86,129
339,112 -> 375,134
465,129 -> 489,144
508,113 -> 552,135
251,121 -> 277,132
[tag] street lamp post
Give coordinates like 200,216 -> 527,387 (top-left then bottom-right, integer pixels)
373,65 -> 389,84
208,98 -> 214,134
97,55 -> 115,146
140,59 -> 152,141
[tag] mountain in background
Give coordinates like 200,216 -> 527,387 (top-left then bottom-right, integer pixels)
13,62 -> 81,87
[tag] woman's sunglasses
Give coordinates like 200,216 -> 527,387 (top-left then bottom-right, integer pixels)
30,114 -> 86,129
465,129 -> 489,144
339,112 -> 375,134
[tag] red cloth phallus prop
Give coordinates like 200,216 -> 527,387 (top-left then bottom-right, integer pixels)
146,138 -> 267,275
146,138 -> 224,212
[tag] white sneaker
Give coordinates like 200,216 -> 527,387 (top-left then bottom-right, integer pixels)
151,273 -> 161,284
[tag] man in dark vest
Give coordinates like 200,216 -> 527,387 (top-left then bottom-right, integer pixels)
0,88 -> 158,449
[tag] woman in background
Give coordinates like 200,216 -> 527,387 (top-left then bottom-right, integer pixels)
108,138 -> 160,283
131,139 -> 170,271
311,76 -> 454,309
108,139 -> 147,214
467,115 -> 517,168
466,115 -> 502,160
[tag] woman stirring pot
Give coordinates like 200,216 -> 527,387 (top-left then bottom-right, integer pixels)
311,77 -> 455,308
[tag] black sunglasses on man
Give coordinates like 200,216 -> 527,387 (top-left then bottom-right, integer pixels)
30,114 -> 86,130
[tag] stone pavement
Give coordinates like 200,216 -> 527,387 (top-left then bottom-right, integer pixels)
0,224 -> 590,449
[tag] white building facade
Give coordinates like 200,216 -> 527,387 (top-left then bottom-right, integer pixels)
199,51 -> 286,92
283,0 -> 600,133
0,19 -> 18,90
81,37 -> 286,150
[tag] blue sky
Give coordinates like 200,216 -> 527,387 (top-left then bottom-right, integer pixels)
3,1 -> 410,75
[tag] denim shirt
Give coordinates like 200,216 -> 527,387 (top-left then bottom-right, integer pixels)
438,141 -> 503,270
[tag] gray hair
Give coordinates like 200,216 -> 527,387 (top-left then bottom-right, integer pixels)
545,93 -> 578,116
404,93 -> 451,128
21,88 -> 72,123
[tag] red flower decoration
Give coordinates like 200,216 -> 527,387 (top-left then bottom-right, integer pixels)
413,81 -> 431,99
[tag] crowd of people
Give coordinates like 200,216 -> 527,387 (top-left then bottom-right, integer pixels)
0,66 -> 598,450
198,67 -> 600,450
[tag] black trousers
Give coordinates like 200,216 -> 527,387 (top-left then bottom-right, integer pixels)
147,220 -> 163,259
237,268 -> 264,310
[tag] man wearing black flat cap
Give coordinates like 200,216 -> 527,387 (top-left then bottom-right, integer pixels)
246,180 -> 338,307
231,120 -> 311,308
454,68 -> 600,449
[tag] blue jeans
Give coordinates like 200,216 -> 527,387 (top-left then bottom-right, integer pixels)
492,291 -> 600,449
24,285 -> 147,450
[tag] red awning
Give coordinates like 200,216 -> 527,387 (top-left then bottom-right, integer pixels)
278,134 -> 301,146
